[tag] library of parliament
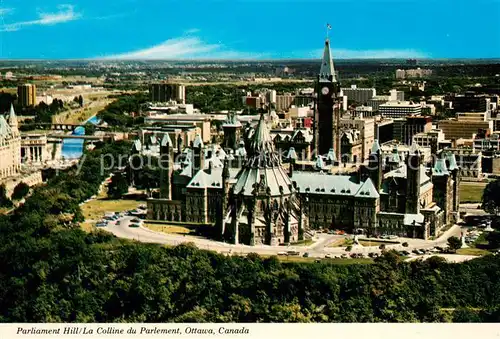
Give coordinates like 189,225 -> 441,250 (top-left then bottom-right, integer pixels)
141,36 -> 460,246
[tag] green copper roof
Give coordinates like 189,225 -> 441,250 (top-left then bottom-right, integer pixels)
371,139 -> 381,154
433,158 -> 449,176
319,39 -> 337,83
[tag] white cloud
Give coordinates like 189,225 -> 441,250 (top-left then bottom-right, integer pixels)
0,8 -> 14,16
100,37 -> 266,60
185,28 -> 200,34
308,48 -> 428,59
1,5 -> 81,32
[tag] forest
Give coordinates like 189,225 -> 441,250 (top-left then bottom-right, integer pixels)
0,140 -> 499,322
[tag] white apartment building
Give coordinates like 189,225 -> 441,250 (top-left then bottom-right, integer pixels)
379,101 -> 422,118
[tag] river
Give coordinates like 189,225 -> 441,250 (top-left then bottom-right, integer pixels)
61,115 -> 100,159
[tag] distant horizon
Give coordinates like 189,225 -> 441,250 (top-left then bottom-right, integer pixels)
1,57 -> 500,63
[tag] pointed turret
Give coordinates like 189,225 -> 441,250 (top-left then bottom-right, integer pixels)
326,148 -> 336,165
0,115 -> 12,139
446,152 -> 459,171
433,158 -> 450,176
368,139 -> 383,192
160,133 -> 174,200
8,104 -> 18,134
161,133 -> 173,147
315,156 -> 325,171
319,39 -> 337,83
371,139 -> 381,155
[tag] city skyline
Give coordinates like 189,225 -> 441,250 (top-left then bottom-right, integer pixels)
0,0 -> 499,60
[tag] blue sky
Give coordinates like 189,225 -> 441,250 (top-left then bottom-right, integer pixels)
0,0 -> 499,60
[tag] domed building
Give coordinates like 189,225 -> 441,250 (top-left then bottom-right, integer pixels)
222,113 -> 307,245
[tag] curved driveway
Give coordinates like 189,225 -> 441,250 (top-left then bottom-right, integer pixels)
103,216 -> 466,260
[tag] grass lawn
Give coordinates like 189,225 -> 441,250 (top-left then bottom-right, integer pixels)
257,254 -> 373,265
456,248 -> 491,256
328,238 -> 352,247
144,223 -> 191,235
460,182 -> 487,202
81,199 -> 145,221
290,239 -> 314,246
358,240 -> 396,247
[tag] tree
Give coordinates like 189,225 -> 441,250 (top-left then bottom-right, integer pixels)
0,184 -> 13,208
11,182 -> 30,201
107,173 -> 129,199
78,95 -> 84,107
447,236 -> 462,253
482,180 -> 500,217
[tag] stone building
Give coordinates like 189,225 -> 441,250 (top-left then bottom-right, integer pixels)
144,34 -> 460,244
0,104 -> 21,180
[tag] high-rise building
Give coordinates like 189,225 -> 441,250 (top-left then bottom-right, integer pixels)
340,85 -> 376,105
393,116 -> 432,145
17,84 -> 36,107
379,101 -> 422,118
316,36 -> 341,156
275,93 -> 295,111
149,83 -> 186,104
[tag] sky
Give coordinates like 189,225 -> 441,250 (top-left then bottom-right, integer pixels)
0,0 -> 499,60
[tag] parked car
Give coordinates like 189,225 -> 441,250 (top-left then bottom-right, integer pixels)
388,235 -> 399,240
277,251 -> 288,256
131,218 -> 141,223
303,252 -> 310,258
324,254 -> 333,259
96,222 -> 107,227
129,223 -> 141,228
412,249 -> 420,254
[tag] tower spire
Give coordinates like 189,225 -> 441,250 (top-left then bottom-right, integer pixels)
319,23 -> 336,83
8,103 -> 19,135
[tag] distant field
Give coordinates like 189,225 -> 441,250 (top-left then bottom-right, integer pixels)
460,182 -> 487,202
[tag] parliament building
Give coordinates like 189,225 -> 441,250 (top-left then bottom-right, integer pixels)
143,35 -> 460,245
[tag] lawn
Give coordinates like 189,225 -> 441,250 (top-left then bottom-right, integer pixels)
290,239 -> 314,246
81,198 -> 145,221
257,254 -> 373,265
144,223 -> 191,235
358,240 -> 396,247
328,238 -> 352,247
456,248 -> 491,256
460,182 -> 487,203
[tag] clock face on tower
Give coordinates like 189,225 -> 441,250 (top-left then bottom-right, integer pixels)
321,87 -> 329,95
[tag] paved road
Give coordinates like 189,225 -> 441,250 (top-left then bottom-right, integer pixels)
102,216 -> 471,261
